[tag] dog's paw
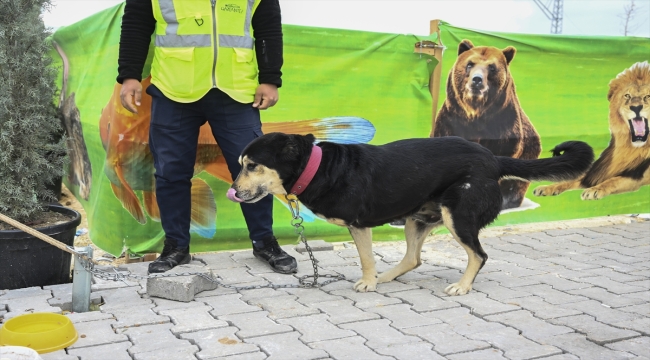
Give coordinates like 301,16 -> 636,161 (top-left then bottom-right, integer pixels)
533,185 -> 563,197
444,283 -> 472,296
377,272 -> 397,284
581,187 -> 609,200
354,277 -> 378,292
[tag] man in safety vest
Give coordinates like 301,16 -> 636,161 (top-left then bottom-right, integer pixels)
116,0 -> 297,274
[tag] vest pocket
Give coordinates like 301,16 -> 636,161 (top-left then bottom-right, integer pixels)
155,47 -> 195,96
232,48 -> 257,92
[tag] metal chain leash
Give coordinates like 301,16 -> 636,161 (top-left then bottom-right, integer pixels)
71,195 -> 345,290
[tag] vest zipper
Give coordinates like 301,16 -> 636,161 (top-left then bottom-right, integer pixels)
211,0 -> 218,88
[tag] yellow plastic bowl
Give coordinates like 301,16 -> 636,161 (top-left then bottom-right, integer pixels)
0,312 -> 78,354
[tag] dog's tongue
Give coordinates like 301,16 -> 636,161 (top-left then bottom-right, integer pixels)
226,188 -> 243,203
632,118 -> 646,136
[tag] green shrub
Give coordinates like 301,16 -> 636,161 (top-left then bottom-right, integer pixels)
0,0 -> 67,222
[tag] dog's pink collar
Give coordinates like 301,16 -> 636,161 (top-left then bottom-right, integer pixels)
290,145 -> 322,196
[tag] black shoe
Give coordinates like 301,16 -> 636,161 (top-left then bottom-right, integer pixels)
148,243 -> 191,274
253,237 -> 298,274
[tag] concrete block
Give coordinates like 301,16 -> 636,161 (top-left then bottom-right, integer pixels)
295,239 -> 333,253
147,264 -> 217,302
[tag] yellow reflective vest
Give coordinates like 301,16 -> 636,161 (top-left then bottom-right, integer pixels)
151,0 -> 261,103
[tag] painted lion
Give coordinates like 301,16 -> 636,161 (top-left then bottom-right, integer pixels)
534,61 -> 650,200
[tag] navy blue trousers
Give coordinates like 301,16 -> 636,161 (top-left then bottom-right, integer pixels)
147,84 -> 273,248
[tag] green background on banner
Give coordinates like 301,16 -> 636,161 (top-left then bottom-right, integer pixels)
49,5 -> 649,257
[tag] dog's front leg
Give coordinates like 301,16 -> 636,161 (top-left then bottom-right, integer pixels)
349,226 -> 377,292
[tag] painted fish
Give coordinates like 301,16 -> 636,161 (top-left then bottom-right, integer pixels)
99,76 -> 375,237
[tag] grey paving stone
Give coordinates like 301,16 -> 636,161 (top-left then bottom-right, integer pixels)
237,287 -> 288,302
612,317 -> 650,336
132,344 -> 200,360
195,252 -> 246,270
539,256 -> 601,271
423,307 -> 506,336
45,283 -> 102,311
283,287 -> 345,305
3,295 -> 63,320
67,341 -> 132,360
518,284 -> 588,305
485,310 -> 573,342
468,327 -> 562,360
597,251 -> 648,264
402,323 -> 491,355
0,286 -> 51,300
219,311 -> 293,338
550,314 -> 640,344
314,299 -> 380,324
489,263 -> 548,277
212,267 -> 267,286
366,303 -> 442,329
295,239 -> 334,253
249,294 -> 320,319
387,289 -> 459,312
309,335 -> 394,360
536,355 -> 580,360
68,319 -> 129,349
598,258 -> 650,273
158,304 -> 228,335
151,297 -> 207,312
481,271 -> 541,288
146,264 -> 218,302
619,303 -> 650,317
257,272 -> 303,287
297,250 -> 357,268
402,275 -> 455,295
541,333 -> 635,360
245,331 -> 328,360
579,276 -> 646,294
375,341 -> 447,360
564,300 -> 641,324
447,292 -> 520,317
472,280 -> 532,301
595,243 -> 650,257
504,295 -> 583,319
446,348 -> 508,360
329,288 -> 402,309
568,287 -> 647,308
66,310 -> 115,323
606,336 -> 650,357
120,323 -> 191,355
39,350 -> 79,360
373,280 -> 420,294
108,304 -> 171,329
340,319 -> 421,349
180,327 -> 262,359
96,287 -> 152,311
203,293 -> 263,316
277,314 -> 356,343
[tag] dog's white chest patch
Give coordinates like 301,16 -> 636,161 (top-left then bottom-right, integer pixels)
462,183 -> 471,189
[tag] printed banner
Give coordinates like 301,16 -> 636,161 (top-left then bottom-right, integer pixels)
50,5 -> 649,257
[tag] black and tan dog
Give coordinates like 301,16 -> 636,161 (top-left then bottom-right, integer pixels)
230,133 -> 593,295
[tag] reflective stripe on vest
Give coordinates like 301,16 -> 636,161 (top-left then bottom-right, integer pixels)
155,0 -> 255,49
150,0 -> 261,103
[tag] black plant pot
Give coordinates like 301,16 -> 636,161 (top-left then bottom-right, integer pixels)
0,204 -> 81,290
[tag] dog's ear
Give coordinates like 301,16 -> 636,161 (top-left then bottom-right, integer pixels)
502,46 -> 516,65
304,134 -> 316,144
458,39 -> 474,55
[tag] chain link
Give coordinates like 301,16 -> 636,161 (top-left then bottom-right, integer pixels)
78,195 -> 345,290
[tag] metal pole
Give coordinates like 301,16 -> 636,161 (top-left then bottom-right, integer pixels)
72,246 -> 93,313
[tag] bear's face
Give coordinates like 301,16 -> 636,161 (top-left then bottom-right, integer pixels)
451,39 -> 516,116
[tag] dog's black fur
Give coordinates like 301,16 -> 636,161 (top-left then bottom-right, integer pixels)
232,133 -> 594,294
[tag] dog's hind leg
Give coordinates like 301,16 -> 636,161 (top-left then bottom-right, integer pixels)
441,206 -> 488,296
349,226 -> 378,292
378,216 -> 440,283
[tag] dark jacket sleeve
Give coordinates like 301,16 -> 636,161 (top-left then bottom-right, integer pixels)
252,0 -> 283,88
116,0 -> 155,84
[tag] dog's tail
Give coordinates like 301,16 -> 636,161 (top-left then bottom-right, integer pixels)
497,141 -> 594,182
